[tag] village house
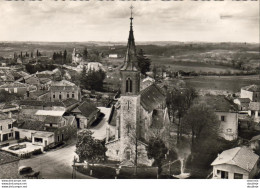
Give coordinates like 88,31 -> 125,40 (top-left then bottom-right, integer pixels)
13,115 -> 76,147
248,102 -> 260,122
140,76 -> 155,90
71,101 -> 100,129
49,80 -> 81,102
241,85 -> 260,102
17,74 -> 51,90
249,135 -> 260,151
211,147 -> 259,179
0,151 -> 20,179
197,96 -> 239,141
0,103 -> 19,113
0,113 -> 16,142
105,14 -> 170,166
0,82 -> 36,95
233,98 -> 251,112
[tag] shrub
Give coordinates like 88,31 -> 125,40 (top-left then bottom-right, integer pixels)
32,149 -> 43,155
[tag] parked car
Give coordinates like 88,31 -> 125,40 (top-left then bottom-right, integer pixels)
19,166 -> 33,175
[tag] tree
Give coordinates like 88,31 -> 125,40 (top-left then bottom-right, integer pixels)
80,65 -> 87,87
83,69 -> 106,91
182,103 -> 220,146
166,87 -> 197,143
75,130 -> 107,164
63,50 -> 67,60
146,137 -> 168,176
83,47 -> 88,61
137,49 -> 151,75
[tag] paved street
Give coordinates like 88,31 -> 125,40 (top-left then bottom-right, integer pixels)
89,107 -> 115,140
20,144 -> 93,179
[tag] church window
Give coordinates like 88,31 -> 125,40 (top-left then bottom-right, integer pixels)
126,77 -> 133,93
126,150 -> 131,160
127,100 -> 131,111
127,124 -> 131,134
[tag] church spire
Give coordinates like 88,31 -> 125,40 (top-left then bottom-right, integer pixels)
121,5 -> 138,71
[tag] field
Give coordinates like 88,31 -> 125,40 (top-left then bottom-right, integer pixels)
184,75 -> 260,93
149,56 -> 241,74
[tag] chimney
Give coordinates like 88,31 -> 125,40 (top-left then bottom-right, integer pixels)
8,112 -> 12,119
247,162 -> 250,170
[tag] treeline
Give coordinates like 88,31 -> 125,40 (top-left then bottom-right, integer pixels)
52,50 -> 71,64
80,67 -> 106,91
25,64 -> 57,74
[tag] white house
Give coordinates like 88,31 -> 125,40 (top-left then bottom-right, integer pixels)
197,96 -> 239,141
241,85 -> 260,102
109,54 -> 118,58
0,113 -> 16,142
248,102 -> 260,122
211,147 -> 259,179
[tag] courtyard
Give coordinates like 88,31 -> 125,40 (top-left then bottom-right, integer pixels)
1,142 -> 43,157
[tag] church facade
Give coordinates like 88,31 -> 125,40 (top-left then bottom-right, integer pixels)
105,13 -> 170,167
72,48 -> 83,64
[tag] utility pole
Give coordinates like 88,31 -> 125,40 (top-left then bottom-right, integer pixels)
72,156 -> 76,179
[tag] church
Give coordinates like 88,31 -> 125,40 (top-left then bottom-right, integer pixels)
105,9 -> 170,166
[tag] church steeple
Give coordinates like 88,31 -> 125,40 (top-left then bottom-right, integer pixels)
120,5 -> 140,95
121,5 -> 138,71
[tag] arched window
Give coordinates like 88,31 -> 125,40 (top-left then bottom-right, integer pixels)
126,77 -> 132,93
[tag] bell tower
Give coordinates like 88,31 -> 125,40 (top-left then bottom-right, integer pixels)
117,6 -> 141,163
120,5 -> 140,96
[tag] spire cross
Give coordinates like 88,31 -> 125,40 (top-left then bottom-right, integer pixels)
130,5 -> 134,19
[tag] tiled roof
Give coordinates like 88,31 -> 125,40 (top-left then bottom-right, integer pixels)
196,95 -> 238,112
29,90 -> 49,98
140,84 -> 166,113
250,135 -> 260,142
249,102 -> 260,111
72,101 -> 99,118
19,100 -> 44,106
15,120 -> 46,131
211,147 -> 259,172
50,80 -> 75,87
237,98 -> 251,103
44,116 -> 63,124
0,82 -> 29,88
62,98 -> 79,107
242,85 -> 260,92
0,112 -> 9,120
0,151 -> 20,165
14,120 -> 56,132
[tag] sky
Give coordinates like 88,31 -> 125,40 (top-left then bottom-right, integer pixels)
0,0 -> 259,43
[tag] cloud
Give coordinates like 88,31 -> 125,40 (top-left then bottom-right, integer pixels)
0,0 -> 258,42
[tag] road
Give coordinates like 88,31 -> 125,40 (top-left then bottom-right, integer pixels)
89,107 -> 115,140
20,144 -> 93,179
